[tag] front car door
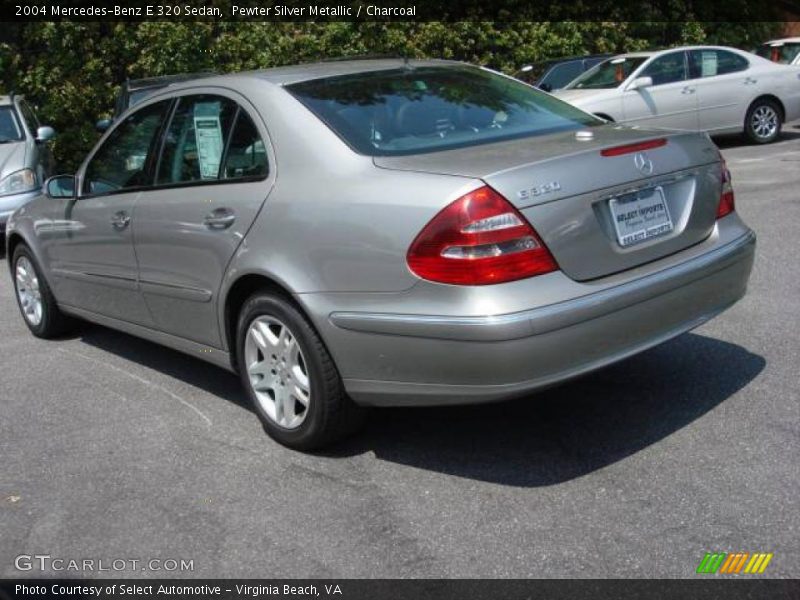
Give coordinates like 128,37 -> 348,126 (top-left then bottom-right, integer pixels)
132,91 -> 273,348
46,100 -> 170,324
689,49 -> 752,132
622,51 -> 699,130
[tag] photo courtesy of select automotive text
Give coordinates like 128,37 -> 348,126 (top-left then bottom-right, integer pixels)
0,0 -> 798,597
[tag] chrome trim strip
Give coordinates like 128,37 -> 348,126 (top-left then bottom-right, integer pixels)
139,280 -> 212,303
330,230 -> 755,342
51,268 -> 138,291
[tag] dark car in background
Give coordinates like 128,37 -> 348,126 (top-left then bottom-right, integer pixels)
518,54 -> 612,91
96,72 -> 217,132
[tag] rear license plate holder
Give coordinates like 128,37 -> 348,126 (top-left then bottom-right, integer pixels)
608,186 -> 673,247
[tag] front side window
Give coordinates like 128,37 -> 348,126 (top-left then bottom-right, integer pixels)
83,100 -> 169,195
568,56 -> 648,90
689,50 -> 749,78
640,52 -> 687,86
0,106 -> 24,142
287,66 -> 599,156
755,43 -> 800,65
17,101 -> 40,133
156,95 -> 237,185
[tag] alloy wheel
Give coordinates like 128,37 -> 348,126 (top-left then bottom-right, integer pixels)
751,105 -> 778,140
244,315 -> 311,429
15,256 -> 43,326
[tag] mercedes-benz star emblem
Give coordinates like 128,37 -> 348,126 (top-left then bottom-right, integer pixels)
634,152 -> 654,175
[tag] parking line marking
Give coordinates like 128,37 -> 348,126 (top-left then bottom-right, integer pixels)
59,348 -> 213,428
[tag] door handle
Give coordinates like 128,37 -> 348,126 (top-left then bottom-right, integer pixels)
681,86 -> 696,95
203,208 -> 236,229
744,77 -> 757,85
110,210 -> 131,230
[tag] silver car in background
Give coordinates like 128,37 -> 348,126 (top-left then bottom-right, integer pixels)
6,60 -> 755,450
0,94 -> 55,236
555,45 -> 800,144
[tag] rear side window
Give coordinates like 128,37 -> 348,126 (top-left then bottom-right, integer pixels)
224,112 -> 268,179
287,66 -> 598,156
157,95 -> 238,185
83,100 -> 169,195
689,50 -> 749,78
540,61 -> 585,90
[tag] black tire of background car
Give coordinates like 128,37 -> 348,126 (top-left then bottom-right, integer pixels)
744,98 -> 783,144
236,292 -> 366,450
11,243 -> 73,338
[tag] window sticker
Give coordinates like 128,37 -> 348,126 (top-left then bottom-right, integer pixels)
193,102 -> 224,179
701,51 -> 718,77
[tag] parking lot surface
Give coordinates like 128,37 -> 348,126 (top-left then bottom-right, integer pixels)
1,125 -> 798,578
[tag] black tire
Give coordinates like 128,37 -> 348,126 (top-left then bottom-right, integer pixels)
236,292 -> 365,450
744,98 -> 782,144
11,243 -> 72,338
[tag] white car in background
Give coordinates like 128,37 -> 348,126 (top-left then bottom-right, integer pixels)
754,37 -> 800,66
554,45 -> 800,144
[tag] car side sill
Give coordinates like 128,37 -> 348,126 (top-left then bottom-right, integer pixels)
59,304 -> 235,372
330,230 -> 756,342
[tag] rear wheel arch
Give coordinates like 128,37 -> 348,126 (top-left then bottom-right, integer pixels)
747,95 -> 785,121
223,273 -> 311,371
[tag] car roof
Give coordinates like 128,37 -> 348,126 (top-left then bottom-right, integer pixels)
763,37 -> 800,45
151,58 -> 470,94
611,45 -> 749,59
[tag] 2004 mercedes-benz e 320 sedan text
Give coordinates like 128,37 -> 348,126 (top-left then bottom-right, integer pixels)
7,60 -> 755,450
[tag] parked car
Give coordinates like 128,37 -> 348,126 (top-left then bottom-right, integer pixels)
754,37 -> 800,65
96,72 -> 217,132
7,60 -> 755,450
0,94 -> 55,238
517,54 -> 612,91
554,46 -> 800,143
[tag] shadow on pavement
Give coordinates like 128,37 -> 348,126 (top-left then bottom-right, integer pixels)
714,128 -> 800,149
329,332 -> 764,486
75,325 -> 764,487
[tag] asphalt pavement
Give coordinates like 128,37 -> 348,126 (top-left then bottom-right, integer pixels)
1,124 -> 798,579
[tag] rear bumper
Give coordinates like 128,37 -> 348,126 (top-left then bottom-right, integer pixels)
307,220 -> 755,406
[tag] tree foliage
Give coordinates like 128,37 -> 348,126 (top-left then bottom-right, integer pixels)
0,21 -> 782,170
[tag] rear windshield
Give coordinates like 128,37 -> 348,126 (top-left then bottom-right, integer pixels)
567,56 -> 648,90
286,66 -> 599,156
755,43 -> 800,64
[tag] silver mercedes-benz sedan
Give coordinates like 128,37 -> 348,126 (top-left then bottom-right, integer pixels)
6,60 -> 755,450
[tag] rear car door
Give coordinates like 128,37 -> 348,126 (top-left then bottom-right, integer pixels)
689,49 -> 751,132
48,100 -> 170,324
132,92 -> 273,348
622,51 -> 699,130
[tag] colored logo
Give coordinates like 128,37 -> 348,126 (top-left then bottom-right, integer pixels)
696,552 -> 773,574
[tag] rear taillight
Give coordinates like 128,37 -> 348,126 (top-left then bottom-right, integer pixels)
407,185 -> 558,285
717,158 -> 735,219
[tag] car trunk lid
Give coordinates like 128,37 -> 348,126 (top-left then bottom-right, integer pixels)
375,126 -> 722,281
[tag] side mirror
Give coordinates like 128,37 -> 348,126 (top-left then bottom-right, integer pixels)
539,82 -> 553,92
95,118 -> 112,133
35,126 -> 55,143
630,76 -> 653,90
45,174 -> 76,199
